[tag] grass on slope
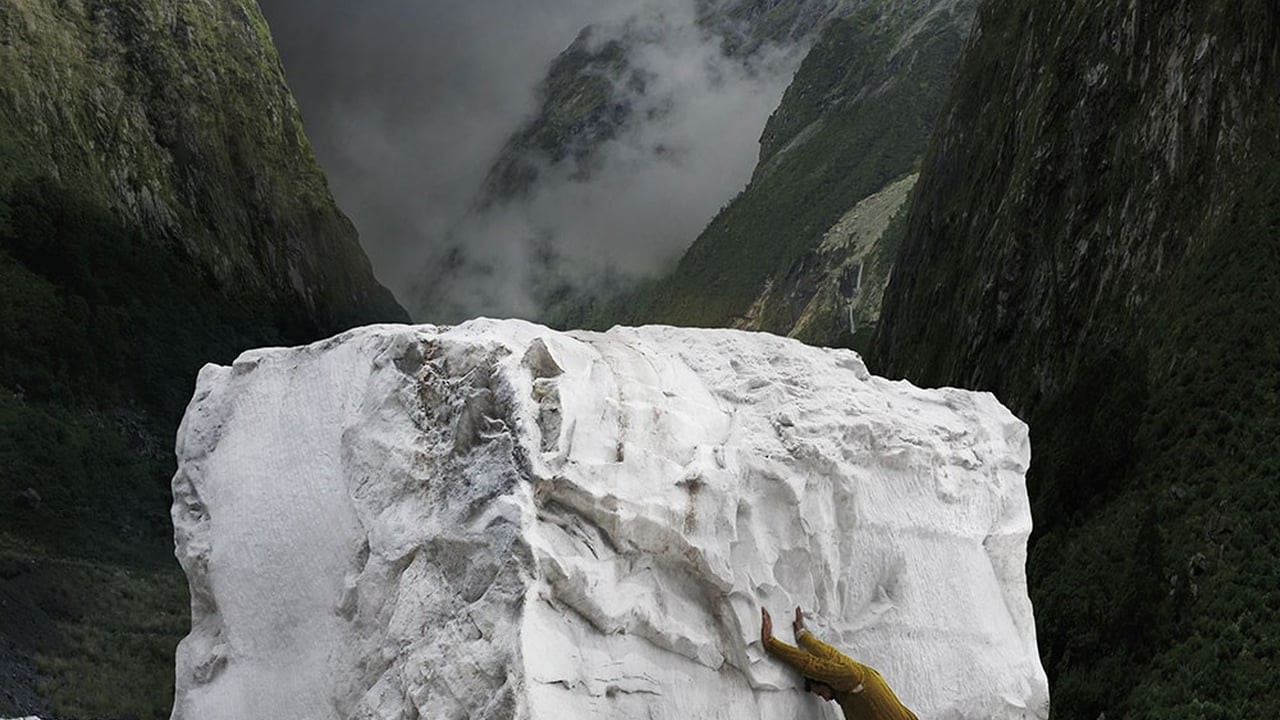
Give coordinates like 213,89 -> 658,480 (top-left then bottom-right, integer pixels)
1,535 -> 188,719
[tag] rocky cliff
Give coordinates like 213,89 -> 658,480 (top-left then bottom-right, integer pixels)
872,1 -> 1280,716
0,0 -> 403,327
0,1 -> 404,716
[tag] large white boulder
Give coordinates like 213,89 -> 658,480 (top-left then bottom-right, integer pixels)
170,319 -> 1049,719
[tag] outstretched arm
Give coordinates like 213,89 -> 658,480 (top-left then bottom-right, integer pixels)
763,607 -> 864,691
798,630 -> 851,663
792,606 -> 849,662
764,634 -> 866,692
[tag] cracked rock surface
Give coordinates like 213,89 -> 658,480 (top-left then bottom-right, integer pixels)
171,319 -> 1048,719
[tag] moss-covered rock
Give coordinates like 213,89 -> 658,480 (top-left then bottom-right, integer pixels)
0,0 -> 404,328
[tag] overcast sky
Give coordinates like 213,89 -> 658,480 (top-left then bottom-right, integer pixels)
257,0 -> 800,321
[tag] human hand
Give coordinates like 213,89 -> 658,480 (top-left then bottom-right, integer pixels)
793,606 -> 805,637
761,607 -> 773,644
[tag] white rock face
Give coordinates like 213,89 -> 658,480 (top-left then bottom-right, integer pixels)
171,320 -> 1049,720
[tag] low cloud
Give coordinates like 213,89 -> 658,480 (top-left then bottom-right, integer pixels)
260,0 -> 806,322
259,0 -> 628,278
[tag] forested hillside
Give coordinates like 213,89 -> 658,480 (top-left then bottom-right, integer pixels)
873,2 -> 1280,715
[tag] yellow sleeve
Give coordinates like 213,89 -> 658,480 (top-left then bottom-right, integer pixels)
796,629 -> 847,662
764,635 -> 865,692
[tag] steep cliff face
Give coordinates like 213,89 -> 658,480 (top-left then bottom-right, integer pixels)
872,1 -> 1280,716
0,0 -> 404,327
632,0 -> 974,346
874,0 -> 1275,404
0,1 -> 404,716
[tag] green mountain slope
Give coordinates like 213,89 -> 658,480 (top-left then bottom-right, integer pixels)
0,0 -> 403,327
0,1 -> 406,716
624,0 -> 975,347
872,1 -> 1280,716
